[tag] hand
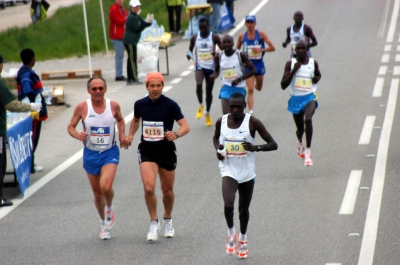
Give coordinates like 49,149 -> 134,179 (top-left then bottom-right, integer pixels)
209,74 -> 216,81
312,76 -> 320,84
282,42 -> 287,48
76,130 -> 88,141
216,152 -> 225,161
41,89 -> 52,97
242,142 -> 255,152
231,78 -> 241,86
145,14 -> 154,24
163,130 -> 176,141
30,103 -> 42,112
186,50 -> 193,61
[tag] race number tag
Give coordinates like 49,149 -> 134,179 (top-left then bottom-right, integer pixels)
248,45 -> 262,60
222,66 -> 238,80
89,126 -> 111,149
225,137 -> 247,157
143,121 -> 164,141
198,48 -> 213,61
294,73 -> 312,91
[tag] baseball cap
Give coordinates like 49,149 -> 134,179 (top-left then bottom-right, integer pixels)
129,0 -> 141,7
0,54 -> 6,63
245,15 -> 256,23
146,72 -> 164,84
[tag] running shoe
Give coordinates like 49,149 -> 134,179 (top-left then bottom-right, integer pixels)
205,114 -> 212,127
147,221 -> 160,241
304,149 -> 313,166
100,225 -> 111,240
196,106 -> 204,119
297,141 -> 305,159
226,233 -> 237,255
237,240 -> 248,259
163,219 -> 175,238
105,208 -> 115,230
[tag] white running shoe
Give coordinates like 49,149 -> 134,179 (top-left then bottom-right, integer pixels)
297,141 -> 305,159
100,225 -> 111,240
163,219 -> 175,238
304,149 -> 313,166
147,221 -> 160,241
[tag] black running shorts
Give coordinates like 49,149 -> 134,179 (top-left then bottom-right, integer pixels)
137,142 -> 177,171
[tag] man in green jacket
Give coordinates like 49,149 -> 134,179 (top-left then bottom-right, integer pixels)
0,54 -> 42,207
123,0 -> 153,85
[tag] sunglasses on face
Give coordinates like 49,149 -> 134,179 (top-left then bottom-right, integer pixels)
91,86 -> 105,92
246,21 -> 254,24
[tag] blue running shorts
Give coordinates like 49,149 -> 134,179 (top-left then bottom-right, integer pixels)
219,85 -> 247,100
246,60 -> 265,76
287,93 -> 318,114
83,145 -> 120,175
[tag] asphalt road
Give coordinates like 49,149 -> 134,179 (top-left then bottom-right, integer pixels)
1,0 -> 399,264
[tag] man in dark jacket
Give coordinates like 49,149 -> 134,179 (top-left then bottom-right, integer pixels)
109,0 -> 128,81
15,48 -> 48,173
122,0 -> 152,85
0,54 -> 42,207
207,0 -> 223,35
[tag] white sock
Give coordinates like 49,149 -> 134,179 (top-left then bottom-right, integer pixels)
105,205 -> 112,212
239,233 -> 247,241
249,110 -> 253,114
228,227 -> 236,236
100,219 -> 105,226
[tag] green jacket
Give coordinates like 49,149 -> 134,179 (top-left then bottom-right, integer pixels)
167,0 -> 182,6
123,11 -> 151,45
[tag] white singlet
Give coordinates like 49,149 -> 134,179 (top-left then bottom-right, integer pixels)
218,114 -> 255,183
290,23 -> 310,54
195,31 -> 215,70
220,50 -> 246,87
289,58 -> 317,96
83,99 -> 116,151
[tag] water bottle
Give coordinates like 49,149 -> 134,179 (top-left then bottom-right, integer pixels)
43,87 -> 52,105
35,94 -> 41,104
217,144 -> 227,158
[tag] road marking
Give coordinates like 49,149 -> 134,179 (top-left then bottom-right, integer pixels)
378,65 -> 387,75
395,54 -> 400,62
381,54 -> 389,63
358,79 -> 398,265
339,170 -> 362,215
394,66 -> 400,75
163,86 -> 173,92
170,78 -> 182,84
358,116 -> 376,145
386,0 -> 399,42
384,44 -> 391,52
0,113 -> 135,219
326,263 -> 341,265
180,70 -> 191,76
372,77 -> 384,97
378,0 -> 390,38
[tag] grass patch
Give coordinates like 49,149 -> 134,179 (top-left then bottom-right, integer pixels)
0,0 -> 189,62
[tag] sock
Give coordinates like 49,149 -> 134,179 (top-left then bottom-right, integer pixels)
249,110 -> 253,114
239,233 -> 247,241
150,219 -> 158,224
100,219 -> 105,226
105,205 -> 112,212
228,227 -> 236,236
164,216 -> 172,221
206,112 -> 210,116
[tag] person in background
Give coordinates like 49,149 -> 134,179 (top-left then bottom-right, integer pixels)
15,48 -> 48,173
0,54 -> 42,207
109,0 -> 128,82
123,0 -> 153,85
207,0 -> 223,35
166,0 -> 183,35
224,0 -> 234,15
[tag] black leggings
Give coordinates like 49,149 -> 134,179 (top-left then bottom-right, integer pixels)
222,177 -> 254,235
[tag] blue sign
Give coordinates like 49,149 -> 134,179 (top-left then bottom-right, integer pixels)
7,116 -> 33,196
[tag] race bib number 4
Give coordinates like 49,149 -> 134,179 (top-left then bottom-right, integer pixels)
143,121 -> 164,141
90,126 -> 111,149
294,74 -> 312,91
225,138 -> 247,157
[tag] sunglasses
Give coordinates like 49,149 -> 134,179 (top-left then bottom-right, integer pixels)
91,86 -> 105,92
245,21 -> 255,24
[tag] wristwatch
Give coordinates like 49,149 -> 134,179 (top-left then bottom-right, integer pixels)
257,146 -> 261,151
174,132 -> 179,139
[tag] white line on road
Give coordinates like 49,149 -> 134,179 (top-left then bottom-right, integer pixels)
180,70 -> 192,76
381,54 -> 389,63
372,77 -> 384,97
358,116 -> 376,145
163,86 -> 173,92
358,78 -> 399,265
339,170 -> 362,215
384,44 -> 391,52
395,54 -> 400,62
170,78 -> 182,84
386,0 -> 399,42
378,65 -> 387,75
0,113 -> 134,220
394,66 -> 400,75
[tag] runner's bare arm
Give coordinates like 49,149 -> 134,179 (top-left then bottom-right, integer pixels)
67,102 -> 87,141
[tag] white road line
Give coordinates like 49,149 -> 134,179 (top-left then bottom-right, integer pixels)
378,65 -> 387,75
397,45 -> 400,51
394,66 -> 400,75
396,54 -> 400,62
378,0 -> 390,38
326,263 -> 342,265
381,54 -> 389,63
384,44 -> 391,52
358,116 -> 376,145
188,65 -> 194,70
163,86 -> 173,92
339,170 -> 362,215
170,78 -> 182,84
358,78 -> 399,265
180,70 -> 191,76
372,77 -> 384,97
0,113 -> 134,219
386,0 -> 399,42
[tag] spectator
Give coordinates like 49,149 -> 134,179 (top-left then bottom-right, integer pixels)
15,48 -> 48,173
207,0 -> 223,35
0,54 -> 42,207
109,0 -> 128,82
166,0 -> 183,35
123,0 -> 153,85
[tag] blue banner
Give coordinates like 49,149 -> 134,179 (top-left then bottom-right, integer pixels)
7,116 -> 33,196
219,3 -> 236,32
